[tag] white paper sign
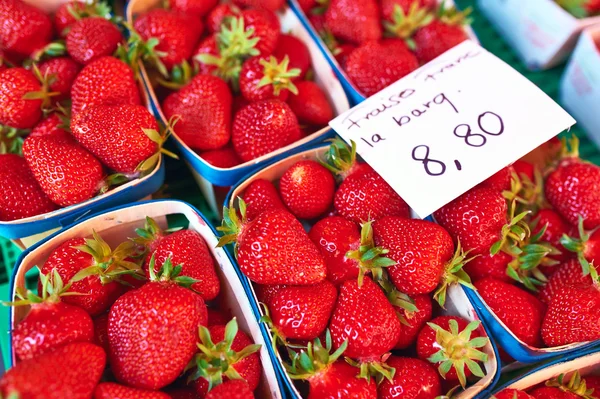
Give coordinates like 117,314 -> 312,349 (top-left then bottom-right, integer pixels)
329,40 -> 576,218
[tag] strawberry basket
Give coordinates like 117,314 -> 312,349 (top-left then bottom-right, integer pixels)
125,0 -> 350,214
5,199 -> 283,397
223,144 -> 501,399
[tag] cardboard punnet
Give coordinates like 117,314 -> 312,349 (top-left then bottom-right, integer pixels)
478,0 -> 600,70
6,200 -> 285,397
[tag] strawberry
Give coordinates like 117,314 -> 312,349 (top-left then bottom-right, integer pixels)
345,39 -> 418,97
232,0 -> 284,12
0,68 -> 43,128
165,388 -> 199,399
279,160 -> 335,219
232,99 -> 300,162
168,0 -> 218,16
206,4 -> 240,33
273,34 -> 311,80
533,209 -> 572,264
109,257 -> 208,390
297,0 -> 317,13
204,380 -> 254,399
54,1 -> 112,36
529,387 -> 574,399
207,308 -> 231,326
538,259 -> 598,304
71,104 -> 161,174
286,81 -> 334,126
0,342 -> 105,399
494,389 -> 534,399
475,278 -> 545,347
30,113 -> 69,138
417,316 -> 488,387
0,154 -> 57,221
134,9 -> 203,71
463,251 -> 514,283
381,0 -> 437,21
66,17 -> 122,65
334,43 -> 356,69
38,57 -> 82,102
529,371 -> 592,399
541,283 -> 600,346
262,280 -> 337,341
477,166 -> 513,192
11,269 -> 94,361
71,56 -> 141,116
241,178 -> 287,221
325,0 -> 381,44
240,8 -> 280,56
163,74 -> 232,152
94,383 -> 171,399
93,313 -> 109,353
189,318 -> 262,396
377,356 -> 442,399
394,294 -> 433,349
0,0 -> 52,58
200,146 -> 243,168
40,233 -> 139,316
193,35 -> 219,76
23,133 -> 104,207
239,55 -> 300,102
413,7 -> 470,64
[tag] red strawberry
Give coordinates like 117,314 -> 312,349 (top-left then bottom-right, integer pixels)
66,17 -> 122,65
241,178 -> 286,221
0,342 -> 105,399
325,0 -> 381,44
206,4 -> 239,33
240,55 -> 300,102
232,0 -> 284,12
381,0 -> 437,21
513,159 -> 535,181
190,318 -> 261,396
109,257 -> 208,390
168,0 -> 218,16
538,259 -> 598,304
23,133 -> 104,207
193,35 -> 219,75
263,280 -> 337,341
163,74 -> 232,152
463,251 -> 513,283
11,269 -> 94,361
0,0 -> 52,58
232,99 -> 300,162
30,113 -> 69,138
529,387 -> 573,399
207,308 -> 231,326
94,383 -> 171,399
165,388 -> 199,399
0,154 -> 57,221
40,233 -> 138,316
240,8 -> 280,56
334,43 -> 356,69
273,34 -> 311,80
474,278 -> 545,347
287,81 -> 334,126
0,68 -> 43,128
394,294 -> 433,349
494,389 -> 534,399
585,375 -> 600,392
279,160 -> 335,219
529,372 -> 590,398
93,313 -> 109,353
71,56 -> 141,116
205,380 -> 254,399
378,356 -> 442,399
477,166 -> 513,192
413,15 -> 469,64
297,0 -> 317,13
200,146 -> 243,168
134,9 -> 203,70
219,203 -> 327,285
533,209 -> 572,264
54,2 -> 112,36
39,57 -> 81,102
541,283 -> 600,346
71,104 -> 161,174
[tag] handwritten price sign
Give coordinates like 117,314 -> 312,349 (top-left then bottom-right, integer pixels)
329,40 -> 575,218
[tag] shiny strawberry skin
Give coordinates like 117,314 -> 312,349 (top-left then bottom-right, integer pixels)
200,146 -> 242,168
168,0 -> 218,16
241,178 -> 287,221
41,238 -> 126,316
273,34 -> 311,80
193,35 -> 219,75
232,0 -> 284,12
54,1 -> 84,35
23,134 -> 104,207
345,40 -> 418,97
66,17 -> 122,65
494,389 -> 535,399
585,376 -> 600,393
381,0 -> 437,20
0,154 -> 57,221
39,57 -> 81,102
94,383 -> 171,399
434,187 -> 507,255
206,4 -> 239,33
0,342 -> 106,399
394,294 -> 433,349
206,308 -> 231,326
335,166 -> 410,224
232,99 -> 299,162
541,284 -> 600,347
30,113 -> 70,138
463,251 -> 513,283
0,67 -> 42,128
378,356 -> 441,399
236,209 -> 327,284
308,216 -> 362,285
474,278 -> 545,347
109,282 -> 207,390
93,313 -> 109,353
0,0 -> 52,57
538,259 -> 597,304
308,361 -> 377,399
533,209 -> 572,264
414,20 -> 469,63
205,380 -> 254,399
374,217 -> 453,295
546,159 -> 600,229
329,276 -> 401,359
264,280 -> 337,340
134,9 -> 203,70
325,0 -> 381,44
71,56 -> 141,116
163,74 -> 232,152
477,166 -> 512,192
287,81 -> 334,126
240,56 -> 291,102
144,229 -> 221,301
241,8 -> 280,56
71,104 -> 159,174
529,386 -> 578,399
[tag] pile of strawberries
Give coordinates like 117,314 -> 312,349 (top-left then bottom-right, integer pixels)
219,139 -> 492,398
0,0 -> 169,223
493,371 -> 600,398
0,218 -> 263,399
132,0 -> 335,170
299,0 -> 472,96
555,0 -> 600,17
